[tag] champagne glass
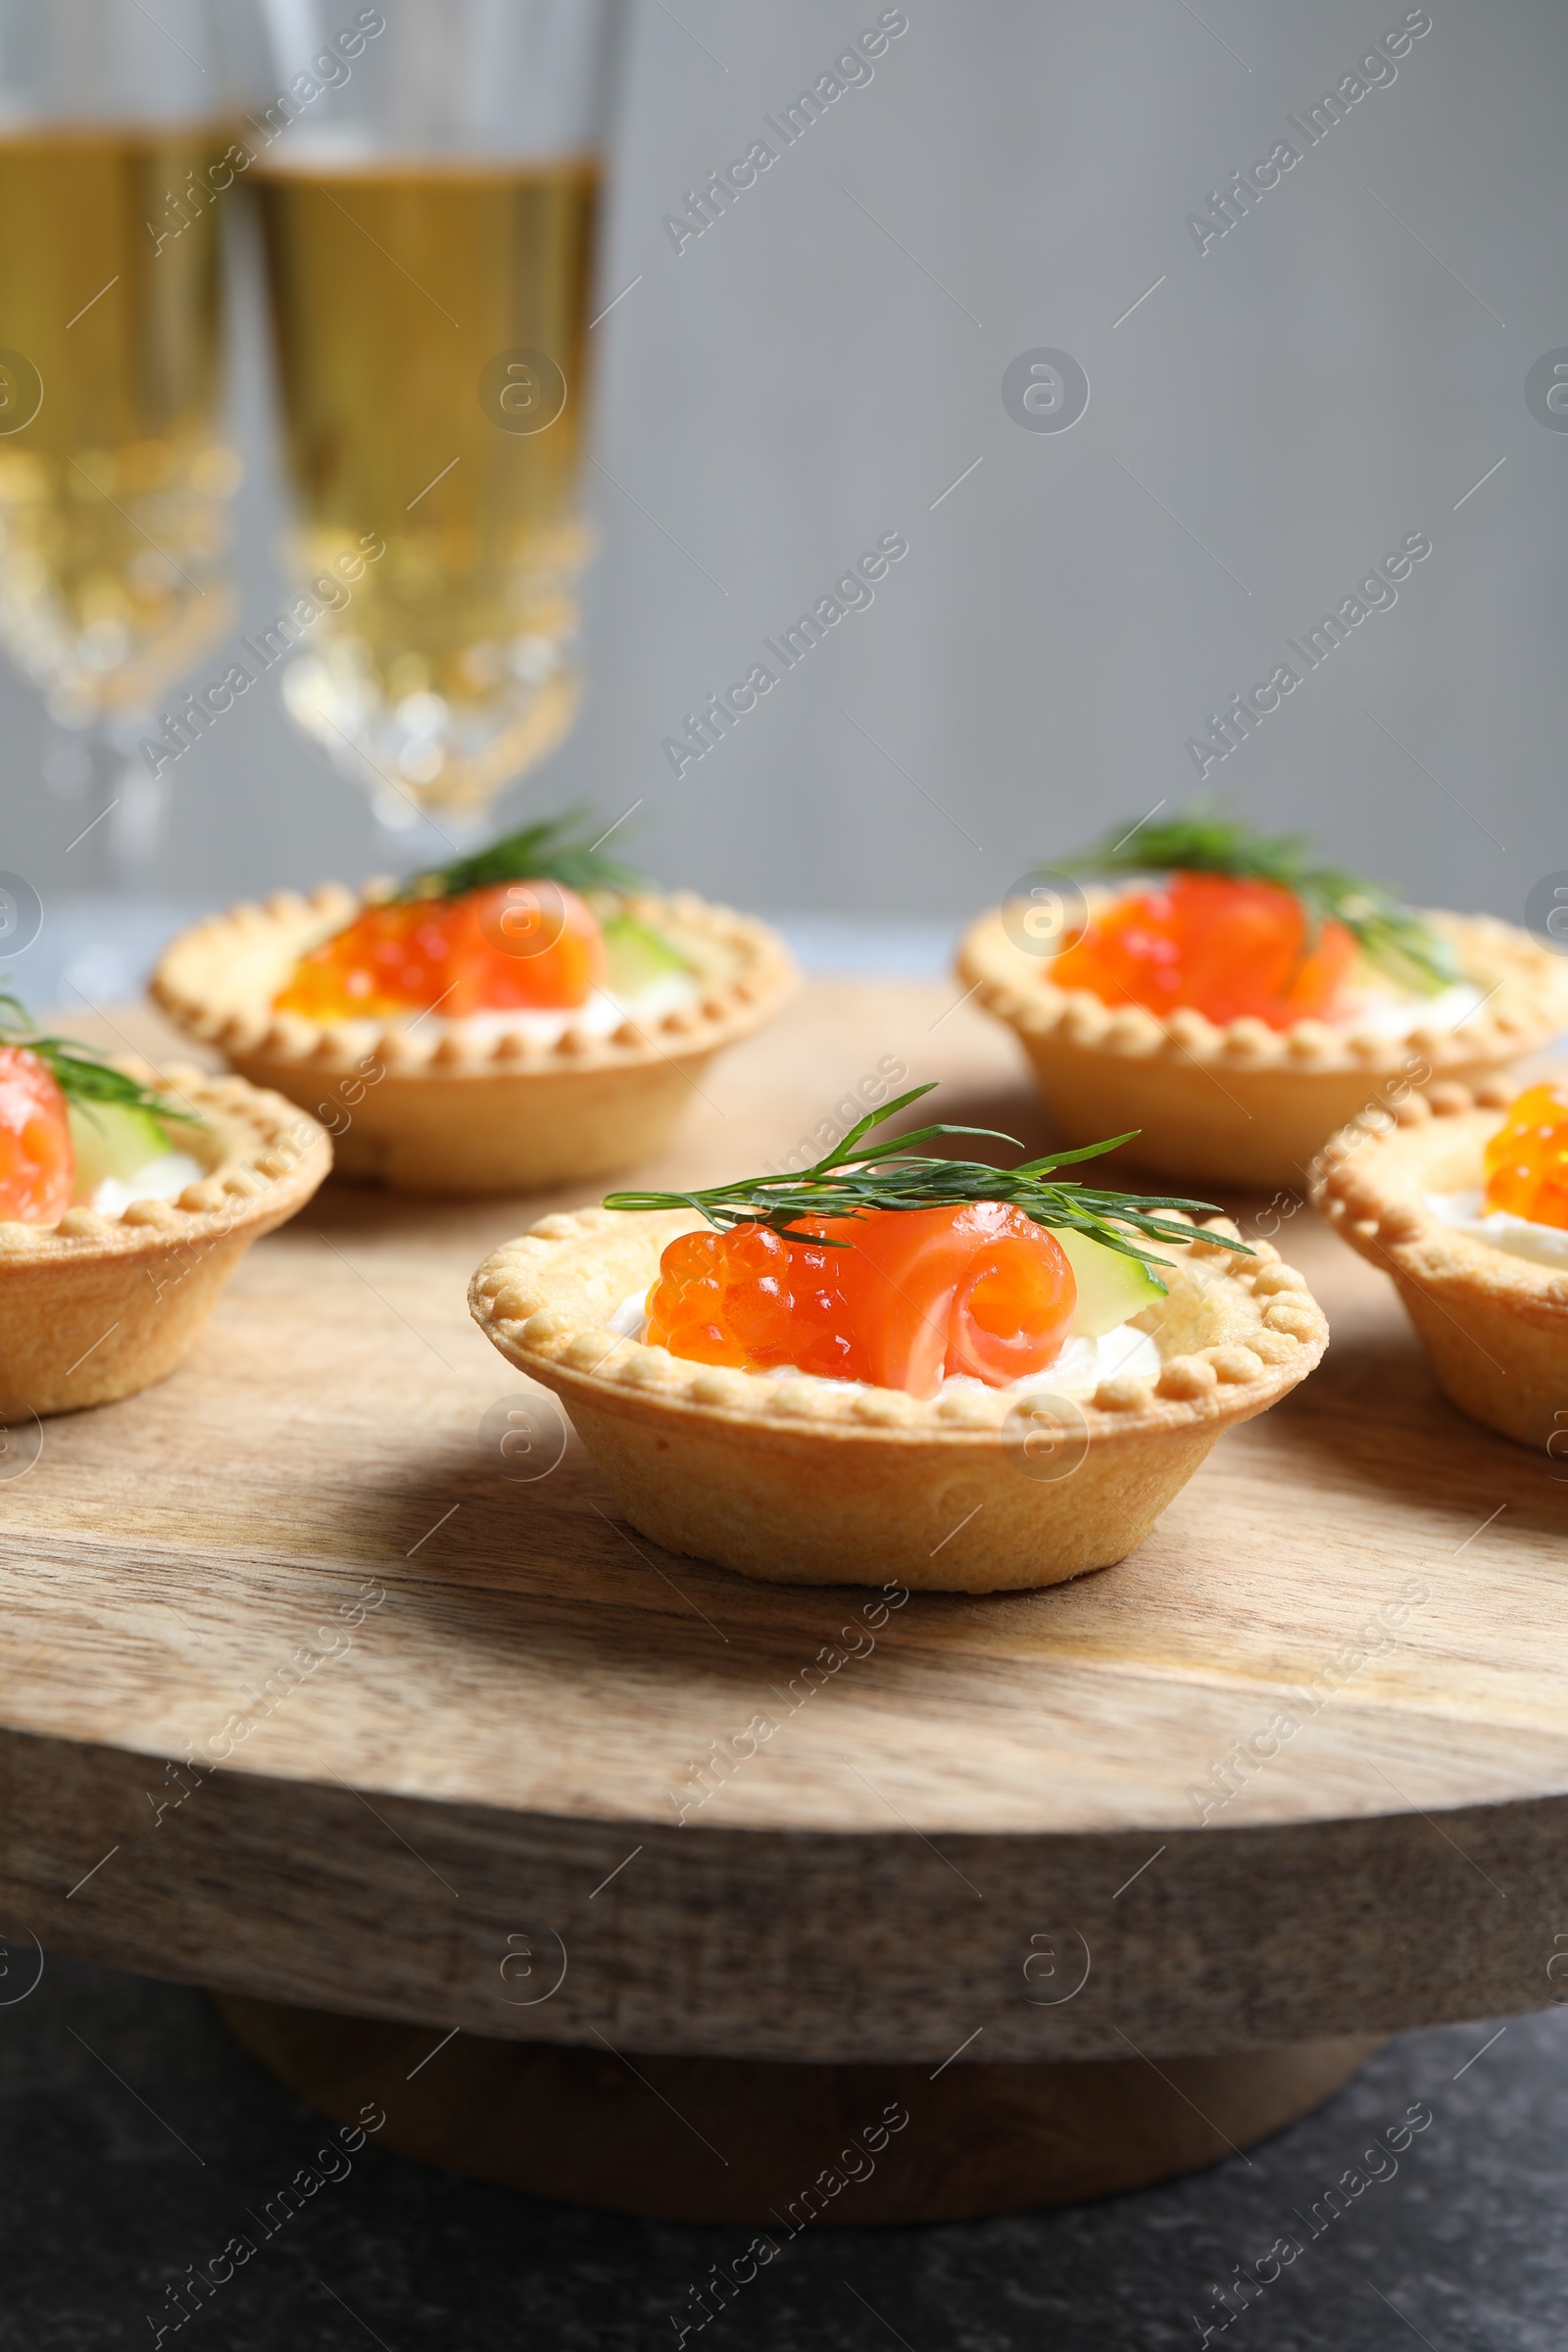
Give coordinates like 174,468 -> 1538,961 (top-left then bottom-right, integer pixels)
247,0 -> 626,839
0,0 -> 241,877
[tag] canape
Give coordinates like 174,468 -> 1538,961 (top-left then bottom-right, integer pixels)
958,810 -> 1568,1188
470,1085 -> 1328,1592
152,815 -> 798,1194
0,999 -> 330,1414
1313,1074 -> 1568,1451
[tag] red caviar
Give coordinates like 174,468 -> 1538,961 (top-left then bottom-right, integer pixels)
1051,873 -> 1357,1031
0,1046 -> 74,1224
275,882 -> 606,1021
645,1201 -> 1078,1400
1483,1083 -> 1568,1229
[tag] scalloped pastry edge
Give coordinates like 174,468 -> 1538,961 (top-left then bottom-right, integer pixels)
1310,1073 -> 1568,1313
0,1064 -> 332,1263
1310,1073 -> 1568,1452
151,885 -> 798,1080
468,1207 -> 1328,1439
956,906 -> 1568,1080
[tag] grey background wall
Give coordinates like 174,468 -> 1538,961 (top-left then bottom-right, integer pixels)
4,0 -> 1562,936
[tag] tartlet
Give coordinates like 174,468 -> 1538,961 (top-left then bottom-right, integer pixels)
152,880 -> 796,1195
469,1208 -> 1326,1593
958,812 -> 1568,1188
961,902 -> 1568,1191
1312,1077 -> 1568,1451
0,1063 -> 329,1415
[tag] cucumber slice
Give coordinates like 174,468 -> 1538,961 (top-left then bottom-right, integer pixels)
1055,1228 -> 1166,1338
602,911 -> 692,999
68,1100 -> 171,1199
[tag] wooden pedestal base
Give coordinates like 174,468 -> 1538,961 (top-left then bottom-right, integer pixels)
213,1994 -> 1381,2224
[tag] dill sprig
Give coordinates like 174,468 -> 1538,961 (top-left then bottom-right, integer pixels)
397,810 -> 642,903
1056,806 -> 1458,994
0,995 -> 199,1125
604,1084 -> 1250,1273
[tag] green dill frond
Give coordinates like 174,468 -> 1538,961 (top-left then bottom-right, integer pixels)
396,810 -> 643,903
0,995 -> 200,1124
1056,804 -> 1459,994
605,1084 -> 1249,1272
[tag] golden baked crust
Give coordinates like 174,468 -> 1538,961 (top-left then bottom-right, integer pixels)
468,1209 -> 1328,1592
957,905 -> 1568,1189
1311,1074 -> 1568,1451
0,1066 -> 330,1415
151,885 -> 799,1194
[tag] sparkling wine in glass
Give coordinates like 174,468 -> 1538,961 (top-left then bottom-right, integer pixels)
248,0 -> 626,834
0,1 -> 240,873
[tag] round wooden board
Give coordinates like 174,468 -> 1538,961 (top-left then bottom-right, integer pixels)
2,984 -> 1565,2074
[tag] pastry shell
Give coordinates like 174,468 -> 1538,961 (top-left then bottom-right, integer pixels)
1311,1075 -> 1568,1451
469,1210 -> 1328,1593
0,1067 -> 330,1417
152,885 -> 798,1195
956,905 -> 1568,1189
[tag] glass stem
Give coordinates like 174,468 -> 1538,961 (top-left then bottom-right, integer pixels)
100,714 -> 172,884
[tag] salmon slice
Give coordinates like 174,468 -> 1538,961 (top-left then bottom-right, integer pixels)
0,1046 -> 74,1225
646,1201 -> 1077,1399
1051,872 -> 1355,1030
275,881 -> 606,1020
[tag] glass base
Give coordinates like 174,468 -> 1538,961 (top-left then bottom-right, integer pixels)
282,652 -> 582,828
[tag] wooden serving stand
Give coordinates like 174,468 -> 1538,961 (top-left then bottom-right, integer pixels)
2,984 -> 1564,2223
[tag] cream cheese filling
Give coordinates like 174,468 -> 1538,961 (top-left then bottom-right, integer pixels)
296,974 -> 700,1053
88,1150 -> 207,1218
1333,979 -> 1484,1038
1426,1187 -> 1568,1269
607,1291 -> 1160,1399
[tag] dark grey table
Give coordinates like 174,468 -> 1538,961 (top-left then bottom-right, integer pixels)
2,1953 -> 1563,2350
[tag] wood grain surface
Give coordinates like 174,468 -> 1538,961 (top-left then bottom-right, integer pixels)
212,1993 -> 1383,2222
1,983 -> 1565,2065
